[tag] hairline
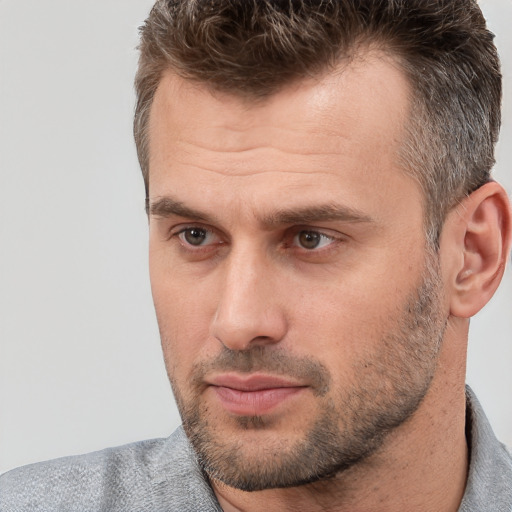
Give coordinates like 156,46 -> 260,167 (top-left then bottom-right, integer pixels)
136,45 -> 446,248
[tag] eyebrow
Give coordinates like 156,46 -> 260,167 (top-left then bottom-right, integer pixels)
148,196 -> 374,227
148,197 -> 209,220
260,204 -> 374,227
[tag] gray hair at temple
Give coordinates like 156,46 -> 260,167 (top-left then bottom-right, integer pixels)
134,0 -> 501,245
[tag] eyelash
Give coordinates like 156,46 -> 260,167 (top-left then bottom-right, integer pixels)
289,230 -> 336,251
168,225 -> 344,256
176,226 -> 220,247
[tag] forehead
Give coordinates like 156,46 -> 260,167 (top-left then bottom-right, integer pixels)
149,54 -> 411,166
146,54 -> 419,227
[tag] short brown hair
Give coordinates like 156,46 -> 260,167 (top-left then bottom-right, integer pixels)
134,0 -> 501,243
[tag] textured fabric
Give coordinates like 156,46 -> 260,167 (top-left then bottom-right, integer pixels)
1,387 -> 511,511
459,388 -> 512,511
0,429 -> 222,512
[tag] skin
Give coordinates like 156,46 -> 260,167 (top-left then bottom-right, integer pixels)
147,53 -> 511,511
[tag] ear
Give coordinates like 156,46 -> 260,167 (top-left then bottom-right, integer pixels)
441,182 -> 512,318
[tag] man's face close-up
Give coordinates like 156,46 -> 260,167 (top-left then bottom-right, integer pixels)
147,54 -> 450,490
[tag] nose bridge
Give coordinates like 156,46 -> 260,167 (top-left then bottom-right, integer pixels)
211,240 -> 286,350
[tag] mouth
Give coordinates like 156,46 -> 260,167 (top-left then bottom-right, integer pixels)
206,373 -> 308,416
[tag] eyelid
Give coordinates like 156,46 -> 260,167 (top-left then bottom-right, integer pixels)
284,227 -> 347,255
165,223 -> 346,257
290,226 -> 343,240
168,223 -> 223,246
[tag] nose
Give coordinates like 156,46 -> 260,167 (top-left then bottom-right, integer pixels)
210,246 -> 288,351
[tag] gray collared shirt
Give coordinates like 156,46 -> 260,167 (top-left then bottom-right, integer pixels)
1,387 -> 511,511
459,387 -> 512,511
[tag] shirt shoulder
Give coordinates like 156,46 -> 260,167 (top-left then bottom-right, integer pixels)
0,428 -> 221,512
459,387 -> 512,512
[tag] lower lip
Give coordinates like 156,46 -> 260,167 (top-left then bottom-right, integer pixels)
212,386 -> 305,416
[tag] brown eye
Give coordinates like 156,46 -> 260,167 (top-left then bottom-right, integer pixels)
297,231 -> 321,249
293,230 -> 336,251
181,228 -> 208,246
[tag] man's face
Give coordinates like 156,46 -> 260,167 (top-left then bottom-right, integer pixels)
147,55 -> 448,490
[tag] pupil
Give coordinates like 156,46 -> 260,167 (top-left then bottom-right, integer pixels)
299,231 -> 320,249
185,228 -> 206,245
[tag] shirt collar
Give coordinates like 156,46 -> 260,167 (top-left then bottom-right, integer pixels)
458,386 -> 512,511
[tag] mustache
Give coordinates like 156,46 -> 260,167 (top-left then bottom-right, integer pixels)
190,346 -> 331,396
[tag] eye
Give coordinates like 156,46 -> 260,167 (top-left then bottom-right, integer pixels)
294,230 -> 334,250
178,227 -> 216,246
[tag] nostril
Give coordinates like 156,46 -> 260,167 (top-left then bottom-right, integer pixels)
210,309 -> 288,352
210,257 -> 288,350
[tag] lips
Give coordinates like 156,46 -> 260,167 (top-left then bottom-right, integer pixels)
207,373 -> 307,416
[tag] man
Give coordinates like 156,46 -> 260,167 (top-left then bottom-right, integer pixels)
1,0 -> 511,510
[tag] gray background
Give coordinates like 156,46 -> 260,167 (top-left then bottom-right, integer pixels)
0,0 -> 511,475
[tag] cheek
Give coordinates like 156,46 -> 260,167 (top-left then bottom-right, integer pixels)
150,264 -> 219,384
150,243 -> 211,332
155,295 -> 209,355
287,270 -> 415,369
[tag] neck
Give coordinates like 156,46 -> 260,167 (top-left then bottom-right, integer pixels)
213,320 -> 469,512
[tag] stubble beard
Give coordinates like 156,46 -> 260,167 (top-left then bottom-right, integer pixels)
165,251 -> 447,491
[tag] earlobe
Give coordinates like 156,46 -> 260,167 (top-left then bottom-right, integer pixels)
447,182 -> 512,318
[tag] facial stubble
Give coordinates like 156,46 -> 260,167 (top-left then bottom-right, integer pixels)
164,251 -> 447,491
